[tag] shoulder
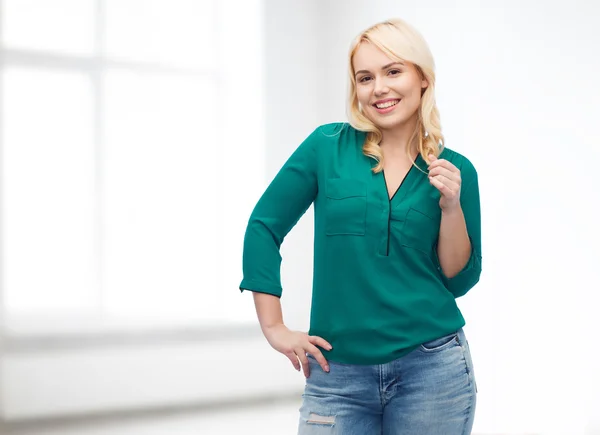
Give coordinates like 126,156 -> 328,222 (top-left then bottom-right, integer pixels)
438,146 -> 478,185
310,122 -> 366,147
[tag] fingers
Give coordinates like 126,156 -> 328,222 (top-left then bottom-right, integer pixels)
306,344 -> 330,373
429,173 -> 458,189
428,156 -> 460,174
308,335 -> 333,352
307,336 -> 332,373
285,351 -> 301,372
429,175 -> 459,196
286,335 -> 333,377
428,166 -> 460,183
295,348 -> 310,378
429,176 -> 449,194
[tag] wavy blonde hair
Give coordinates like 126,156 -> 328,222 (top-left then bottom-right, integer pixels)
347,18 -> 444,173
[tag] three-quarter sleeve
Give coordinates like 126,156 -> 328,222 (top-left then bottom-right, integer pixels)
238,127 -> 320,297
437,172 -> 482,298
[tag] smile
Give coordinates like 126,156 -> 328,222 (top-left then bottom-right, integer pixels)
373,99 -> 400,109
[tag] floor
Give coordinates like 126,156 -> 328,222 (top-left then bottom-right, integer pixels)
3,398 -> 303,435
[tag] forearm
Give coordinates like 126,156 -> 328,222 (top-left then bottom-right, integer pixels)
252,291 -> 285,333
437,206 -> 472,279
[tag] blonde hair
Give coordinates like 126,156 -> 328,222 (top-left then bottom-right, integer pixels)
347,18 -> 444,173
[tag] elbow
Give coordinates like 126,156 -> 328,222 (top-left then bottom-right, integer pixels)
247,216 -> 284,247
451,272 -> 481,298
448,263 -> 482,298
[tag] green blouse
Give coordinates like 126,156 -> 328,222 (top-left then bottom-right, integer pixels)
240,122 -> 482,365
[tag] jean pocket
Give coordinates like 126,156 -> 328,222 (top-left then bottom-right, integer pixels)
419,331 -> 460,352
463,339 -> 478,393
325,178 -> 367,236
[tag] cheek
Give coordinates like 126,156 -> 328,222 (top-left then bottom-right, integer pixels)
408,92 -> 422,108
403,85 -> 422,108
356,88 -> 370,105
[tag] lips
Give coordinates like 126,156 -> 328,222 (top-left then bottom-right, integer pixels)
373,98 -> 401,109
371,98 -> 401,115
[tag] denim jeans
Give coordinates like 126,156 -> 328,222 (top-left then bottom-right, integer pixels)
297,328 -> 477,434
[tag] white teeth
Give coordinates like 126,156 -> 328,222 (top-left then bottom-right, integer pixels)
375,99 -> 400,109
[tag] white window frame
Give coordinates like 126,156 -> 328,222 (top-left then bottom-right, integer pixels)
0,0 -> 265,347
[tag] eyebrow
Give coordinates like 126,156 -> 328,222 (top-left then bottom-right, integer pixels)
354,62 -> 404,77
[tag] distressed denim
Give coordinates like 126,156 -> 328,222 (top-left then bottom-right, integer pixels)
297,328 -> 477,434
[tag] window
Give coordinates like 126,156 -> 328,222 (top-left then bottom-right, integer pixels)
1,0 -> 265,335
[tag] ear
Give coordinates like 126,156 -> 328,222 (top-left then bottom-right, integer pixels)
420,78 -> 429,97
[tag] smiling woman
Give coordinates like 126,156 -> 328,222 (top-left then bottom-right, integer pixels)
240,17 -> 482,435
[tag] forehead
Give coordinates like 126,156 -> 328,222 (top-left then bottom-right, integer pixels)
352,42 -> 399,71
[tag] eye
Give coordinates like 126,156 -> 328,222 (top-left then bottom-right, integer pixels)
358,76 -> 371,83
388,69 -> 401,76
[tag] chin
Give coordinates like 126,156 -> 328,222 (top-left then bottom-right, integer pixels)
372,116 -> 409,130
381,111 -> 420,130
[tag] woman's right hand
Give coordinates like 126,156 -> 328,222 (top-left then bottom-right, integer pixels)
262,324 -> 332,377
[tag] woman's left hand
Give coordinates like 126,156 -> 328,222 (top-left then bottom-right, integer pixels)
428,154 -> 462,212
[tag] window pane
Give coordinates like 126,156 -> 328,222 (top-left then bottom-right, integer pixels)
2,67 -> 96,313
102,70 -> 222,323
104,0 -> 215,69
2,0 -> 95,55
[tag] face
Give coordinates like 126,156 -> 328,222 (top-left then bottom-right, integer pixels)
352,42 -> 428,132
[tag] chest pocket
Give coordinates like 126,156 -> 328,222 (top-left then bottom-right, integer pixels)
325,178 -> 367,236
398,203 -> 441,254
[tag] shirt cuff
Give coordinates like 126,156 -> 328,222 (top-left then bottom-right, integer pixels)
239,279 -> 282,298
434,238 -> 482,298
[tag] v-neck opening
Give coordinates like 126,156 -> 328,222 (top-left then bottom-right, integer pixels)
381,154 -> 422,202
383,167 -> 412,202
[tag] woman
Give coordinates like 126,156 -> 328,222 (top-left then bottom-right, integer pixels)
240,18 -> 481,434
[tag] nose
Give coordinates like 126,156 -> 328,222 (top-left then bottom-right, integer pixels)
373,78 -> 389,97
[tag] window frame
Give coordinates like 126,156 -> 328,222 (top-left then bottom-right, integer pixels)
0,0 -> 262,343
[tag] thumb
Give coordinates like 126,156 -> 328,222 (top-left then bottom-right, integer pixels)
427,154 -> 438,166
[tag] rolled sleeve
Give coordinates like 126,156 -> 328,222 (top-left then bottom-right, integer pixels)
238,127 -> 321,297
436,172 -> 482,298
439,237 -> 482,298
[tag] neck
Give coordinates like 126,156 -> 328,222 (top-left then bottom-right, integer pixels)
379,116 -> 420,157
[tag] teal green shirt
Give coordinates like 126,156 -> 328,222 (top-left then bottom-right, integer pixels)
240,122 -> 482,365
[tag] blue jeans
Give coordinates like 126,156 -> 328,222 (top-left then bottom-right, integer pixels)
297,328 -> 477,434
